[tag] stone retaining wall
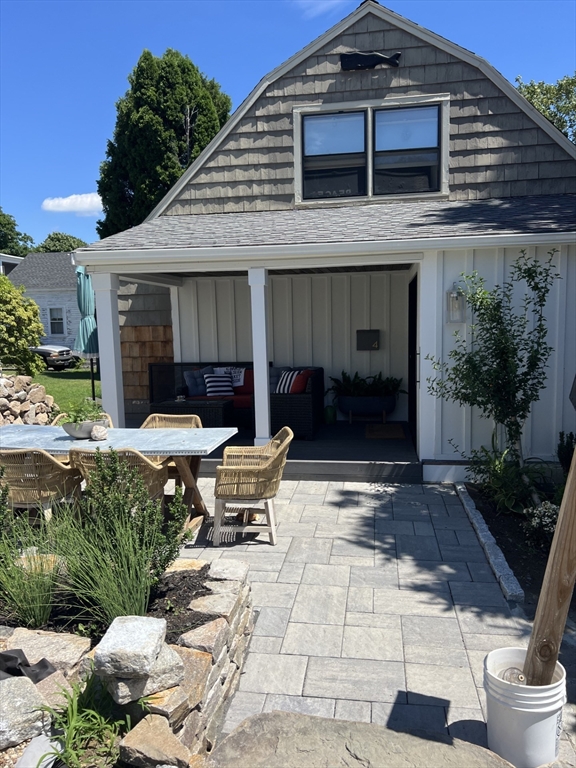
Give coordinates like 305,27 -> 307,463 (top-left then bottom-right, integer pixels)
0,375 -> 57,426
0,559 -> 253,765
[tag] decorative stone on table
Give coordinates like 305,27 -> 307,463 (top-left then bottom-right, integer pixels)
90,424 -> 108,441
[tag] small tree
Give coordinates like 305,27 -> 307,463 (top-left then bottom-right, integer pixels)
427,250 -> 559,459
34,232 -> 88,252
0,207 -> 34,257
0,276 -> 45,375
516,73 -> 576,143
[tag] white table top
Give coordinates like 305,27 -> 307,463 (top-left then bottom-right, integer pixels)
0,425 -> 238,457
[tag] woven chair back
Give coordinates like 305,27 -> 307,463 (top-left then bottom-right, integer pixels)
141,413 -> 203,429
215,426 -> 293,501
51,412 -> 115,428
0,449 -> 82,506
69,448 -> 168,500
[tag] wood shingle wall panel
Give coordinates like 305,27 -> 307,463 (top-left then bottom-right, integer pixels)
164,11 -> 575,216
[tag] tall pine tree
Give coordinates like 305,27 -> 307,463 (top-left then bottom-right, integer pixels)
97,49 -> 231,238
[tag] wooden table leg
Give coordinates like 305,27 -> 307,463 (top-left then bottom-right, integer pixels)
172,456 -> 209,524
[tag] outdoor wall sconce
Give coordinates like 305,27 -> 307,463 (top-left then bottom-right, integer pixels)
357,330 -> 380,350
447,283 -> 466,323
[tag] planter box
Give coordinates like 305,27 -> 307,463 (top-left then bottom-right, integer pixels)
338,395 -> 397,423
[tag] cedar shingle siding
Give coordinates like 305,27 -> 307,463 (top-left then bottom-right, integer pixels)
166,11 -> 575,216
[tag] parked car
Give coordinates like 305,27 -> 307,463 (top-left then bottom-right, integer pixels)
30,345 -> 78,370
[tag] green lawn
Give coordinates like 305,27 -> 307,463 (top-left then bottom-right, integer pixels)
35,368 -> 102,411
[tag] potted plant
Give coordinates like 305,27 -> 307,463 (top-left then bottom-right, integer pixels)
326,371 -> 406,422
60,401 -> 110,439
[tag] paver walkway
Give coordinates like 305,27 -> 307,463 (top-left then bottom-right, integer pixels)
178,479 -> 574,761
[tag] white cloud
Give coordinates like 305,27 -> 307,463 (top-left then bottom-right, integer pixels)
293,0 -> 351,19
41,192 -> 102,217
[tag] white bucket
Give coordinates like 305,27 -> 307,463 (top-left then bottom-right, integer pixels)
484,647 -> 566,768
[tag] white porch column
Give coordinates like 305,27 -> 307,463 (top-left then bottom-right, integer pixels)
418,252 -> 441,463
248,267 -> 271,445
92,272 -> 125,428
169,285 -> 182,363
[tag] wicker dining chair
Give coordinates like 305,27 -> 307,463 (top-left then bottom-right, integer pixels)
140,413 -> 203,479
212,426 -> 294,546
69,448 -> 168,501
0,449 -> 82,520
51,412 -> 115,427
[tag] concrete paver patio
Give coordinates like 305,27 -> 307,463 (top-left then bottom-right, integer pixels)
178,479 -> 575,760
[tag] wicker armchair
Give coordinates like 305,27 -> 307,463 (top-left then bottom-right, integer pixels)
69,448 -> 168,500
213,426 -> 293,546
140,413 -> 203,482
51,412 -> 115,427
0,449 -> 82,519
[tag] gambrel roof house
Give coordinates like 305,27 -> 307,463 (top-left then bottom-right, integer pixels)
75,0 -> 576,480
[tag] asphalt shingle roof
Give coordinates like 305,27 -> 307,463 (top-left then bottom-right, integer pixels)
7,252 -> 77,290
80,195 -> 576,254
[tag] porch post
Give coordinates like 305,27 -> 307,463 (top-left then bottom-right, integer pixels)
169,285 -> 182,363
418,252 -> 440,464
91,272 -> 125,428
248,267 -> 271,445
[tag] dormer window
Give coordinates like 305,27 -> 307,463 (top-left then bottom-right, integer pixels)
303,112 -> 366,199
294,94 -> 449,204
373,106 -> 439,195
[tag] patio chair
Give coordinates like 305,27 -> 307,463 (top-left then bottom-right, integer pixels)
140,413 -> 203,483
212,426 -> 293,546
51,412 -> 115,427
0,449 -> 82,520
69,448 -> 168,501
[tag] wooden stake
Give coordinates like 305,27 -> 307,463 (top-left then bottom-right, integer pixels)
523,450 -> 576,686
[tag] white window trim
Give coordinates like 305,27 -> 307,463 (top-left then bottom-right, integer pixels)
293,93 -> 450,206
49,307 -> 65,336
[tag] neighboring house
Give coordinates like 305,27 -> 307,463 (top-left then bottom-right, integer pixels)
0,253 -> 23,276
8,252 -> 82,348
74,0 -> 576,479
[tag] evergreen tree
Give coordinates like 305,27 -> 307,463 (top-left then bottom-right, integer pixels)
34,232 -> 88,252
0,208 -> 34,257
516,73 -> 576,143
97,49 -> 231,238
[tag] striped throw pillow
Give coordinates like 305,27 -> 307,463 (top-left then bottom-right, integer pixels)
275,370 -> 302,394
204,373 -> 234,397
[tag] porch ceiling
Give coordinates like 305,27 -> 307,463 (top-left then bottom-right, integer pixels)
79,195 -> 575,256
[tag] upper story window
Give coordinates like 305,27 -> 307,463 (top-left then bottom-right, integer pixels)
50,307 -> 64,335
303,112 -> 366,199
295,95 -> 449,204
373,106 -> 439,195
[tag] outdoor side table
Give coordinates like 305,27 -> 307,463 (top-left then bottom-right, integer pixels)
150,399 -> 234,428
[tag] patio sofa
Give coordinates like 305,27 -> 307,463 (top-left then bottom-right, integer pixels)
148,362 -> 324,439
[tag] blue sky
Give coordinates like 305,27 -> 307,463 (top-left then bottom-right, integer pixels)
1,0 -> 574,247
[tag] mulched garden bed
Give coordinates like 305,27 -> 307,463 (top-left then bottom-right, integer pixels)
466,483 -> 576,623
0,563 -> 216,646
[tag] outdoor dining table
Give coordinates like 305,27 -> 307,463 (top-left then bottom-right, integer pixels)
0,424 -> 238,530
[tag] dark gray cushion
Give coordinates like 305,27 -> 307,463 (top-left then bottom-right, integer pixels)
184,366 -> 213,396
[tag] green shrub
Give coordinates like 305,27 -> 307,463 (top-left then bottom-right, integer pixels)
557,431 -> 575,477
467,444 -> 540,513
0,516 -> 59,628
40,671 -> 131,768
522,501 -> 560,546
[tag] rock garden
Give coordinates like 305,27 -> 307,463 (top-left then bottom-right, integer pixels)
0,375 -> 58,427
0,451 -> 253,766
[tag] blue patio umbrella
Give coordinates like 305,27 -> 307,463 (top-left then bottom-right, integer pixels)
74,265 -> 99,400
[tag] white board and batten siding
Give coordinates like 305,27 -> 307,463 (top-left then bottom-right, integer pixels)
178,270 -> 410,422
420,242 -> 576,481
31,289 -> 81,349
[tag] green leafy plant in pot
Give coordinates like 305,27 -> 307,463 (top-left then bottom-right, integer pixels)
326,371 -> 406,421
60,401 -> 109,439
